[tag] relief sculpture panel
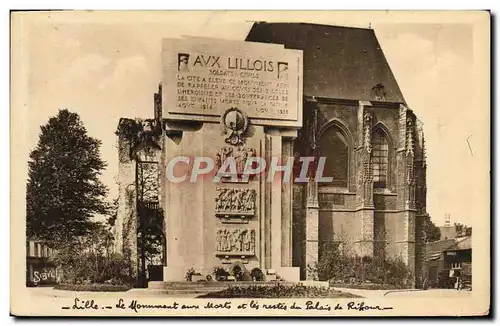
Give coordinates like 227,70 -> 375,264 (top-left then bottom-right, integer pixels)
215,146 -> 257,177
215,228 -> 256,258
215,188 -> 256,223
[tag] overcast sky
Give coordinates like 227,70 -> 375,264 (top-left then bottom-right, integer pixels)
18,11 -> 489,227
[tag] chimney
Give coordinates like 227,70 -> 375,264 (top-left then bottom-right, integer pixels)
154,82 -> 162,120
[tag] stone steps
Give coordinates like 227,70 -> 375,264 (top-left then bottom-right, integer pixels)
127,281 -> 330,297
148,281 -> 299,290
148,281 -> 329,292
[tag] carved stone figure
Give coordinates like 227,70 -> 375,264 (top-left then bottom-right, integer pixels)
222,229 -> 230,251
216,230 -> 222,251
215,152 -> 222,172
243,230 -> 251,251
235,147 -> 247,174
243,189 -> 255,211
223,189 -> 233,211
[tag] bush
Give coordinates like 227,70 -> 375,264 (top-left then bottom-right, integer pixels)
198,284 -> 362,298
52,250 -> 132,286
240,271 -> 252,281
54,283 -> 131,292
185,268 -> 196,282
232,265 -> 243,280
315,242 -> 413,287
213,266 -> 229,280
250,268 -> 265,281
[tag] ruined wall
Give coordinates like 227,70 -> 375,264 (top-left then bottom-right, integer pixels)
115,126 -> 138,280
114,118 -> 163,283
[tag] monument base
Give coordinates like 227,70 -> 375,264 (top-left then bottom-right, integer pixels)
163,266 -> 186,282
147,280 -> 328,292
163,266 -> 301,282
275,267 -> 301,282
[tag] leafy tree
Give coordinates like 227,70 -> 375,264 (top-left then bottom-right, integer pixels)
26,109 -> 109,248
454,222 -> 472,237
424,215 -> 441,243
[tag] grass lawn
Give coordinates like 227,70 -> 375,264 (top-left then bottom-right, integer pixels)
54,283 -> 131,292
197,284 -> 363,298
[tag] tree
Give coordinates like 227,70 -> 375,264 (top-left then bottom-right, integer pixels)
424,215 -> 441,243
454,222 -> 472,237
26,109 -> 109,248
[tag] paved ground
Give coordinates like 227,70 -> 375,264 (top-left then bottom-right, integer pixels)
332,288 -> 386,298
332,287 -> 473,298
28,287 -> 200,298
384,288 -> 473,298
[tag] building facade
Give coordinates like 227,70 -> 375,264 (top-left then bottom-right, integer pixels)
113,23 -> 427,286
425,236 -> 472,288
26,239 -> 57,286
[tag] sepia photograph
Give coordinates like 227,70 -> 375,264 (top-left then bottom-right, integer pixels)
10,10 -> 490,317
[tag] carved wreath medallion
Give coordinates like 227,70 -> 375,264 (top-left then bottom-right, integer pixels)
221,107 -> 249,146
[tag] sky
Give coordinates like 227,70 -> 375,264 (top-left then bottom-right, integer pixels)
17,11 -> 489,227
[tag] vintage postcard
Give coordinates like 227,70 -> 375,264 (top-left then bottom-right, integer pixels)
10,10 -> 490,317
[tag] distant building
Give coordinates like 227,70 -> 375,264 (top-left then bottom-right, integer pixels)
424,235 -> 472,286
439,225 -> 458,240
444,236 -> 472,272
439,224 -> 472,240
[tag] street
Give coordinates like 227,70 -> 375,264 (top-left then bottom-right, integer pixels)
384,289 -> 473,298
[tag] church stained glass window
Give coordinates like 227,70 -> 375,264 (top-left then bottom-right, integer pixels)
318,126 -> 349,188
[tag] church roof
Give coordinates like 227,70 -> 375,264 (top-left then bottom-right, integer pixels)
245,22 -> 407,104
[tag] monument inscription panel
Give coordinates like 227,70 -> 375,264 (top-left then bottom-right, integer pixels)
162,37 -> 303,127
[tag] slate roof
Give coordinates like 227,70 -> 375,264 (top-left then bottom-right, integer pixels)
425,238 -> 456,261
245,22 -> 406,104
445,236 -> 472,251
425,236 -> 472,261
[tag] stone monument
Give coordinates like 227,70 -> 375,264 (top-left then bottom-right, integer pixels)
160,36 -> 303,281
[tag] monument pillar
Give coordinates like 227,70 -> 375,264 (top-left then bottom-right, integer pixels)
264,129 -> 299,280
281,136 -> 294,267
162,122 -> 208,281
